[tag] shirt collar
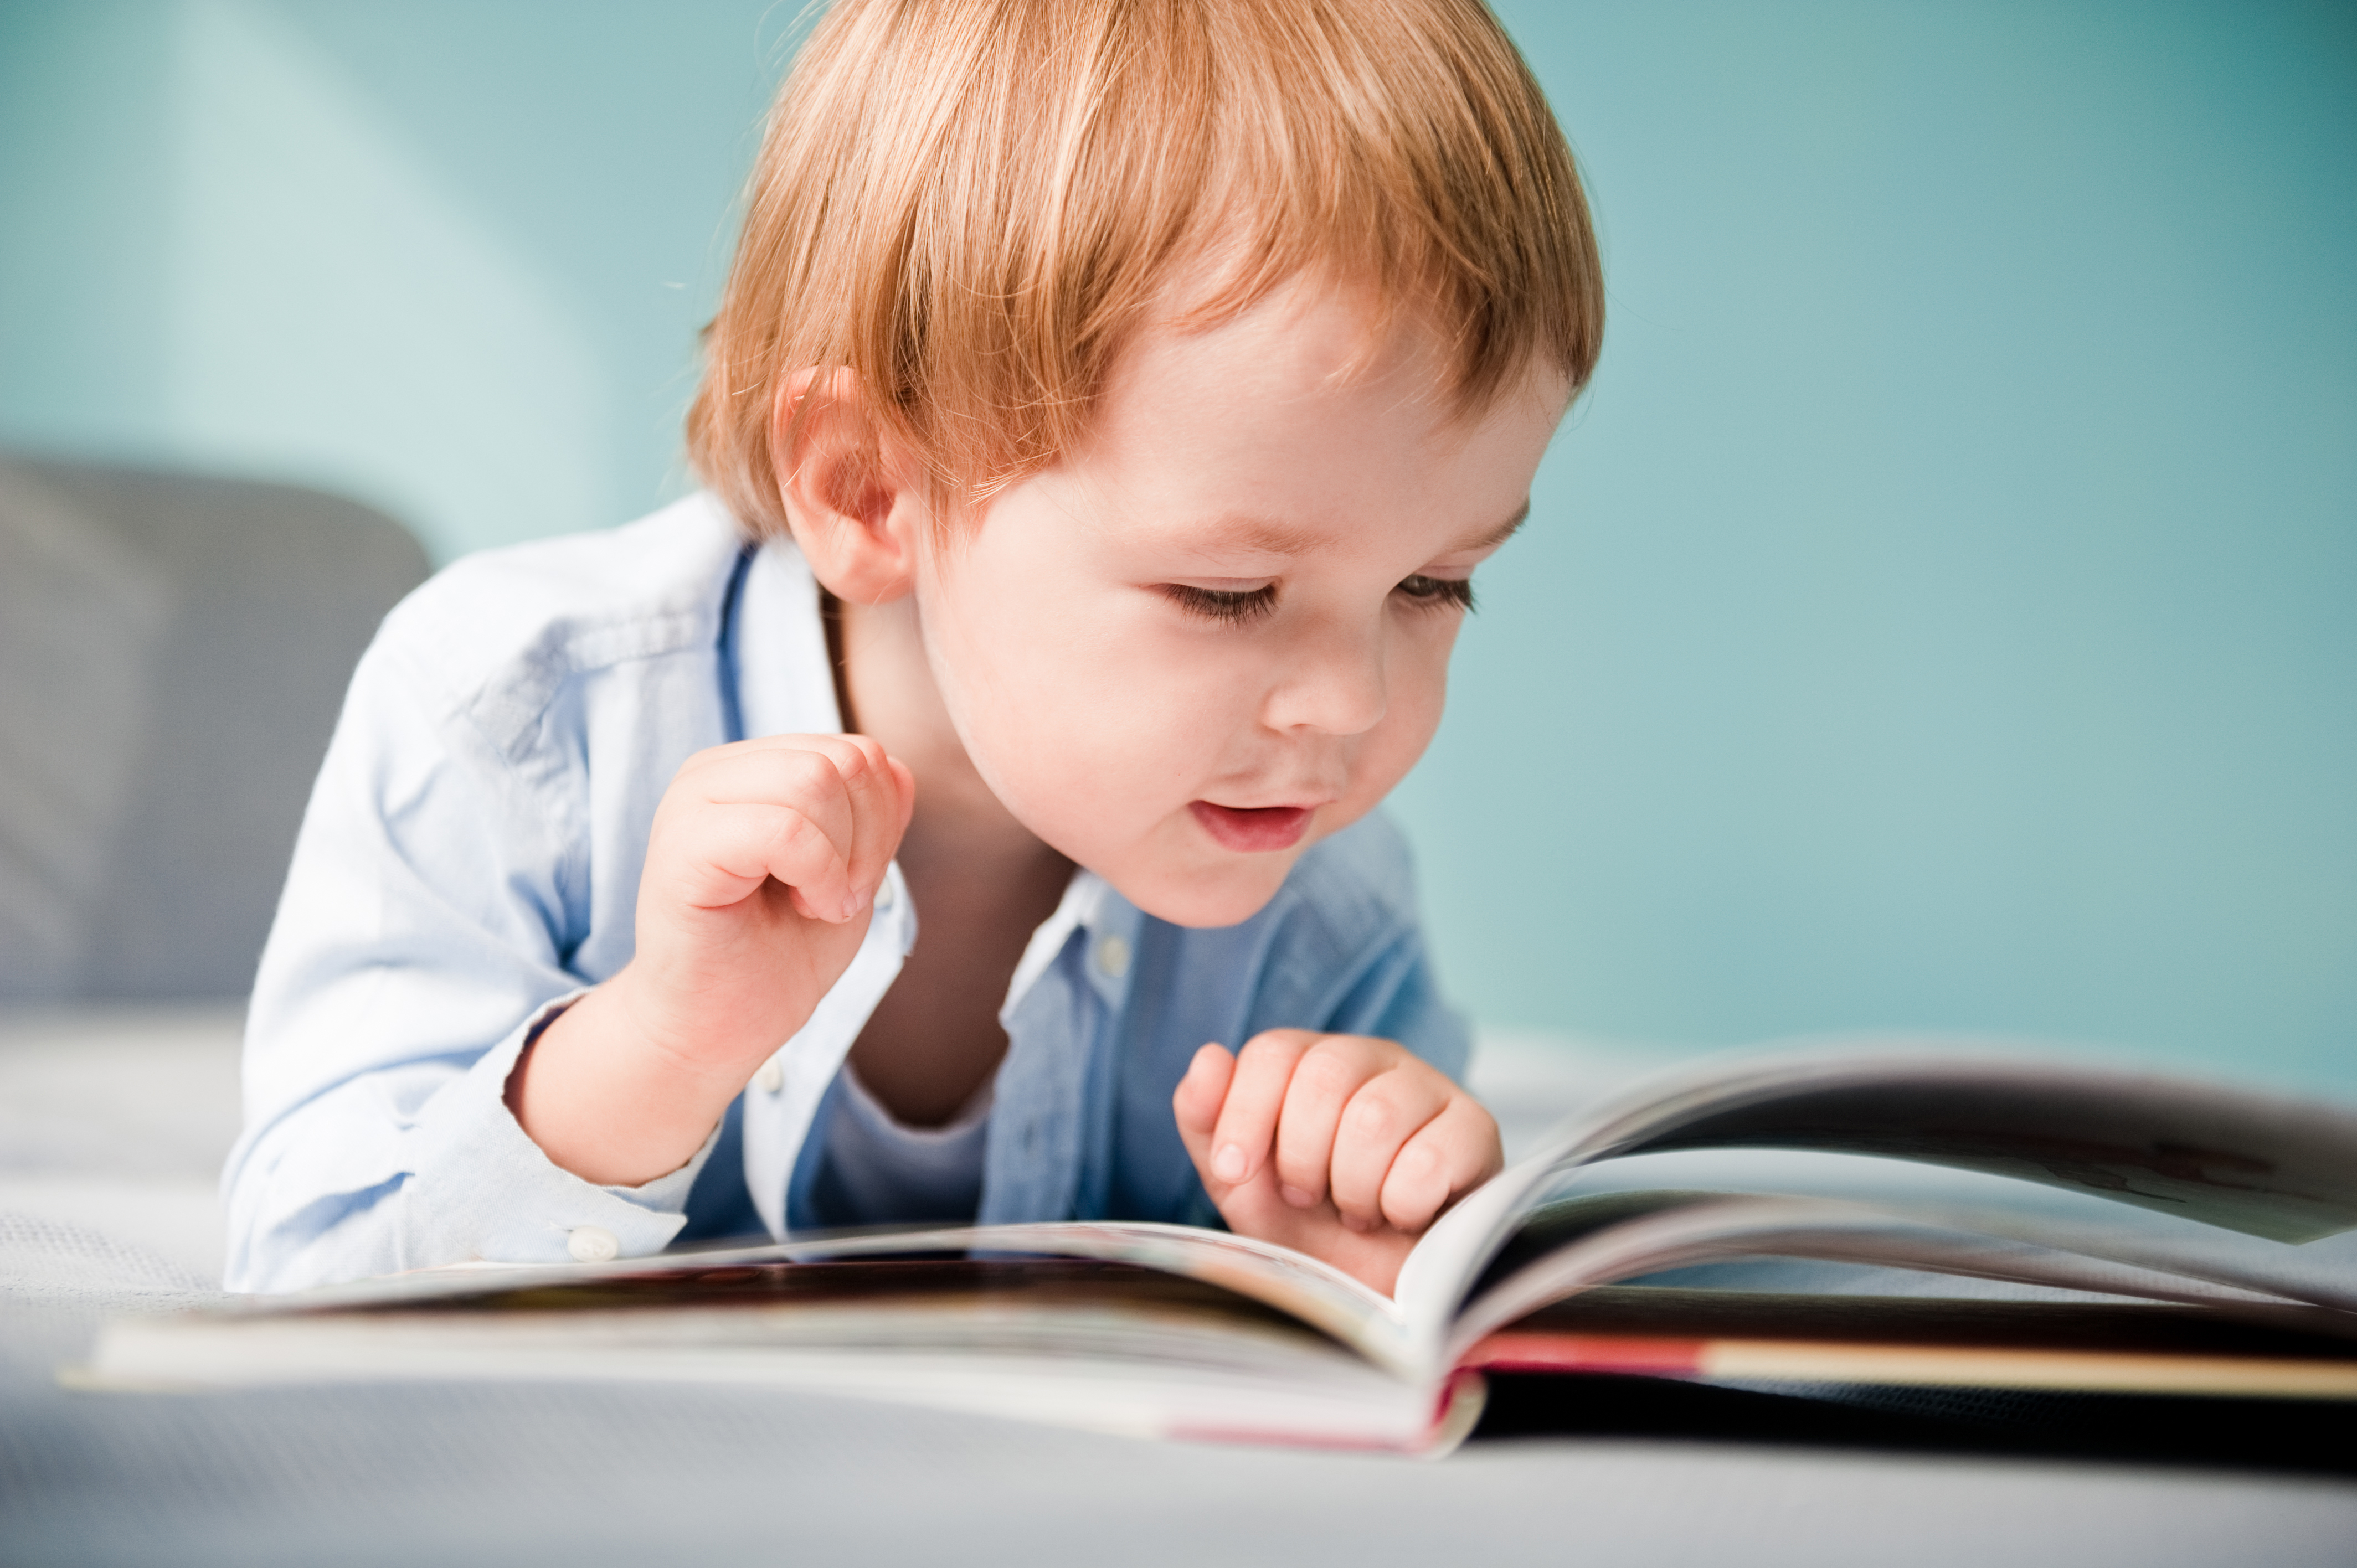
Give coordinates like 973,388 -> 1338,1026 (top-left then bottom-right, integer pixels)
1000,868 -> 1144,1019
735,536 -> 841,739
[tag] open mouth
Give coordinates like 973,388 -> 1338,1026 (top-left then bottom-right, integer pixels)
1189,801 -> 1315,853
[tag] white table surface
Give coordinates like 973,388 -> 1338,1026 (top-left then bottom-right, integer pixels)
4,1007 -> 2353,1568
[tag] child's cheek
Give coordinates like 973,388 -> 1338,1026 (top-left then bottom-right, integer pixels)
1349,631 -> 1454,798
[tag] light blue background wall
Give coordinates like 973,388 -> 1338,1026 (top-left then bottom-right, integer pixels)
3,2 -> 2351,1090
0,0 -> 791,559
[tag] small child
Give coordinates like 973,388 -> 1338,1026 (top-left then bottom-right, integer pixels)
224,0 -> 1601,1296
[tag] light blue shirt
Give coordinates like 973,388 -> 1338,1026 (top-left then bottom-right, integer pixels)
222,494 -> 1470,1293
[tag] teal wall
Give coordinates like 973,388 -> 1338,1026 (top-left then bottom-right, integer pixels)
0,0 -> 789,559
3,2 -> 2351,1089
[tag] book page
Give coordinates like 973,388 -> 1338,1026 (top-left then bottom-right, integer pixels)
222,1220 -> 1417,1376
88,1257 -> 1456,1451
792,1223 -> 1415,1373
1458,1284 -> 2357,1401
1437,1189 -> 2357,1366
1397,1045 -> 2357,1352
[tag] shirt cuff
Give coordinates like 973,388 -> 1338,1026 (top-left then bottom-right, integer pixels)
402,992 -> 722,1266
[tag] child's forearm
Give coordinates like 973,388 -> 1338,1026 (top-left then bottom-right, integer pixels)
504,971 -> 753,1188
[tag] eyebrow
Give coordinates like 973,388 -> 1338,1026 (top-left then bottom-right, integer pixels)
1457,501 -> 1531,554
1192,500 -> 1532,559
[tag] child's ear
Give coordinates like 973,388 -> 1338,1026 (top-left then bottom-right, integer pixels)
772,367 -> 929,604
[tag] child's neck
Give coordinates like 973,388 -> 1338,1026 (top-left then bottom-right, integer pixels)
830,592 -> 1074,1127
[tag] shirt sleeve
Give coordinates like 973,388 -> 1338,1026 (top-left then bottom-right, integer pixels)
222,625 -> 716,1293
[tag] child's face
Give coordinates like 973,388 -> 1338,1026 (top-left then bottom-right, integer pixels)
914,278 -> 1566,928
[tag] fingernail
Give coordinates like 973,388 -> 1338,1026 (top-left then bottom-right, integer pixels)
1212,1144 -> 1247,1183
1279,1184 -> 1318,1209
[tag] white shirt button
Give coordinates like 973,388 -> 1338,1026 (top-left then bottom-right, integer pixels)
567,1225 -> 620,1263
755,1057 -> 784,1094
873,876 -> 897,911
1094,933 -> 1131,980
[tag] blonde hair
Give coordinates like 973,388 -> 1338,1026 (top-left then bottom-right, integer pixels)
688,0 -> 1602,534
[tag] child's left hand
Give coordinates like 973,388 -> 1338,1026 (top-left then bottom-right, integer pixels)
1172,1031 -> 1504,1296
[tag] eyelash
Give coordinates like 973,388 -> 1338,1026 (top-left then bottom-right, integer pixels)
1160,584 -> 1279,623
1396,574 -> 1478,614
1159,575 -> 1476,625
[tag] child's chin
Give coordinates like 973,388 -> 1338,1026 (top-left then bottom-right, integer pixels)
1113,861 -> 1296,931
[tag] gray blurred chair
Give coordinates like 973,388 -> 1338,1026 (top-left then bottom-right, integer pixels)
0,457 -> 430,1002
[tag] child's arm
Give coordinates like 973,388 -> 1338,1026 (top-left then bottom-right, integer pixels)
507,733 -> 914,1186
1171,1030 -> 1503,1296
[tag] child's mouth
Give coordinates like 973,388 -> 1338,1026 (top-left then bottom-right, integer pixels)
1190,802 -> 1314,853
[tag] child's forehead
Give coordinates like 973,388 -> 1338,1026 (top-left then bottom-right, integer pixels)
1003,439 -> 1537,575
1120,265 -> 1445,397
999,283 -> 1560,554
1087,273 -> 1567,452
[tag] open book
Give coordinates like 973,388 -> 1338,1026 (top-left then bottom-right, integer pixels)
86,1047 -> 2357,1454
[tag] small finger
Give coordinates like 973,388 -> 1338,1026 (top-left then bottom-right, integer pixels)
681,733 -> 873,802
683,745 -> 858,848
833,736 -> 905,915
1378,1095 -> 1504,1234
886,757 -> 917,833
677,740 -> 879,920
1271,1036 -> 1390,1210
1206,1029 -> 1315,1188
662,802 -> 854,919
1325,1067 -> 1451,1231
1172,1044 -> 1235,1185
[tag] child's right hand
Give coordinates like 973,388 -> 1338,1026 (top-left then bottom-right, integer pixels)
1172,1031 -> 1502,1297
508,734 -> 915,1186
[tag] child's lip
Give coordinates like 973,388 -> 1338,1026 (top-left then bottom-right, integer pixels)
1190,801 -> 1315,853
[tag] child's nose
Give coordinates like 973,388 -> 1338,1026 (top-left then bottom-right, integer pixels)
1261,622 -> 1388,736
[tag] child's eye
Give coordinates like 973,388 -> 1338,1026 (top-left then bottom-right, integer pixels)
1160,584 -> 1279,624
1394,574 -> 1476,613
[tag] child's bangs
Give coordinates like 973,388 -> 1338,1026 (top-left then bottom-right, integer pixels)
689,0 -> 1603,534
